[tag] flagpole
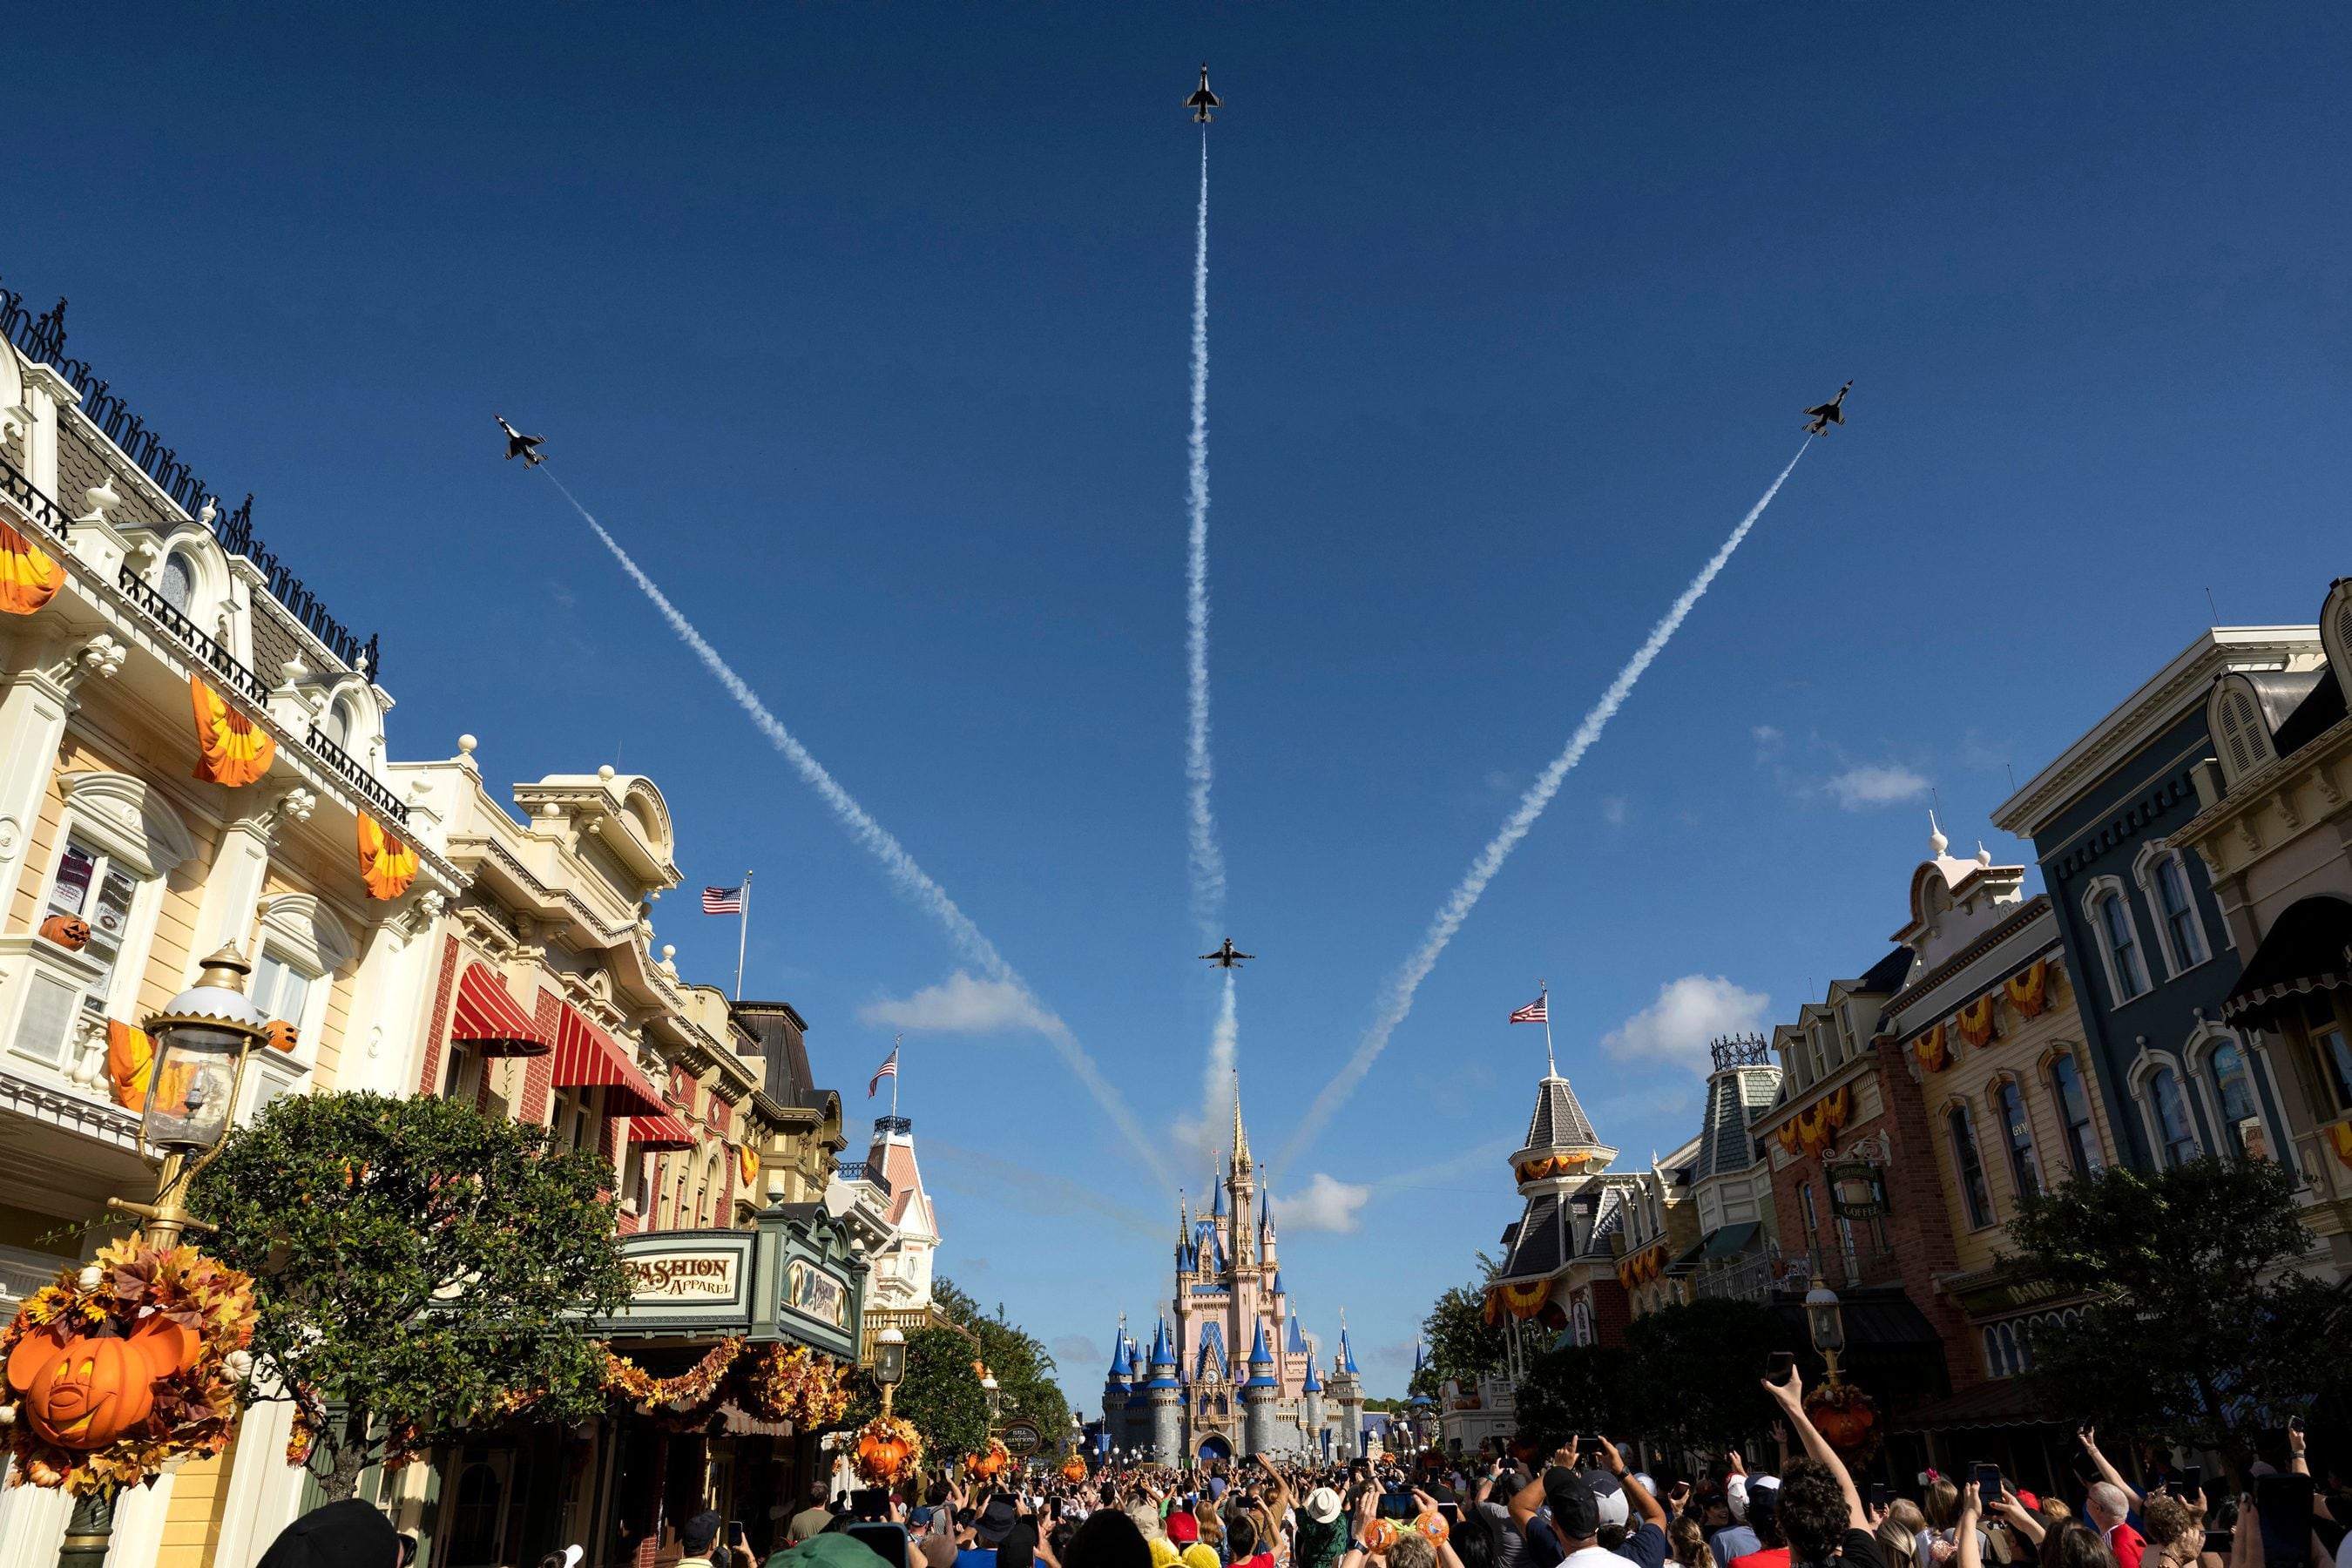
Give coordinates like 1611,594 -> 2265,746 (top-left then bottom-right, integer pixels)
891,1032 -> 901,1119
734,870 -> 753,1001
1541,981 -> 1557,1078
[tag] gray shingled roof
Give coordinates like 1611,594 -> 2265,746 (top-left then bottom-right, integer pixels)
1697,1065 -> 1782,1181
1498,1191 -> 1565,1281
1523,1076 -> 1601,1151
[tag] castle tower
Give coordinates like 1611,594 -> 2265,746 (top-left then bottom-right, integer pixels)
1327,1315 -> 1365,1459
1227,1078 -> 1256,1269
1103,1313 -> 1132,1431
1241,1322 -> 1279,1456
1260,1186 -> 1278,1269
1146,1314 -> 1183,1463
1300,1337 -> 1326,1456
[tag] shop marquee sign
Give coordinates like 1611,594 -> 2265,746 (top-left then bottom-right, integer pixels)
628,1250 -> 741,1302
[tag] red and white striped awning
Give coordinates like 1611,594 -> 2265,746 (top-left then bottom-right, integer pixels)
449,963 -> 550,1058
629,1114 -> 695,1151
549,1003 -> 665,1118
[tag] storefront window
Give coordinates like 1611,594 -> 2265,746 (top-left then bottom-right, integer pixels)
2150,1066 -> 2200,1166
2049,1052 -> 2102,1174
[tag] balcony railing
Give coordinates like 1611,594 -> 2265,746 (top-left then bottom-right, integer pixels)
834,1160 -> 893,1199
0,454 -> 71,542
118,564 -> 273,709
305,724 -> 411,828
2,282 -> 382,679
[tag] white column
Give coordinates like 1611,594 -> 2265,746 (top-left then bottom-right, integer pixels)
329,909 -> 438,1095
20,365 -> 69,499
0,1484 -> 71,1568
212,1399 -> 307,1568
0,652 -> 73,922
186,816 -> 274,966
109,1471 -> 177,1566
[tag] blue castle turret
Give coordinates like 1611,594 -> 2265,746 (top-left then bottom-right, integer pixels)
1146,1312 -> 1183,1462
1328,1314 -> 1365,1459
1300,1323 -> 1326,1453
1242,1321 -> 1280,1455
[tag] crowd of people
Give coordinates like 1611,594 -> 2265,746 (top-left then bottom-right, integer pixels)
250,1372 -> 2348,1568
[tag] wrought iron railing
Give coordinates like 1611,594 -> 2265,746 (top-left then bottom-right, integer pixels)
874,1115 -> 912,1135
305,725 -> 411,828
2,281 -> 382,679
0,454 -> 71,541
117,564 -> 273,708
833,1159 -> 893,1199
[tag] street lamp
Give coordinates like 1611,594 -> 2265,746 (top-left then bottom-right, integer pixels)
1804,1274 -> 1847,1388
875,1326 -> 908,1416
982,1371 -> 1000,1425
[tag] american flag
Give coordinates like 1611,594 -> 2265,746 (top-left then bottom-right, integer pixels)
1509,991 -> 1548,1024
868,1044 -> 900,1098
702,883 -> 746,915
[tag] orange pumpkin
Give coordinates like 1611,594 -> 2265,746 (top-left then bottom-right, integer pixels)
1362,1520 -> 1400,1554
38,914 -> 90,950
1061,1456 -> 1087,1484
1416,1511 -> 1450,1544
857,1420 -> 916,1484
264,1018 -> 301,1053
6,1316 -> 195,1450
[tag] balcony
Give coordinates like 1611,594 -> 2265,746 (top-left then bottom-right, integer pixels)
117,564 -> 273,708
0,455 -> 71,543
834,1159 -> 893,1200
306,724 -> 411,828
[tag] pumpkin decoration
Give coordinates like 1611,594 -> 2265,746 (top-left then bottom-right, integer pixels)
1061,1455 -> 1088,1484
7,1316 -> 195,1450
1362,1519 -> 1401,1555
855,1414 -> 923,1486
37,914 -> 90,951
1415,1511 -> 1450,1544
263,1019 -> 301,1054
1804,1384 -> 1881,1459
966,1437 -> 1011,1481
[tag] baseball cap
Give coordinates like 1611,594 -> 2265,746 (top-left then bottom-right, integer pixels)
1545,1469 -> 1602,1541
1587,1471 -> 1631,1530
1166,1512 -> 1200,1545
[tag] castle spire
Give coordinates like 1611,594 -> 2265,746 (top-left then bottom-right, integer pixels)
1232,1071 -> 1251,1171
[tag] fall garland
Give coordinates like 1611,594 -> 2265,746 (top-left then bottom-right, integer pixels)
603,1337 -> 744,1412
0,1239 -> 257,1496
746,1344 -> 851,1429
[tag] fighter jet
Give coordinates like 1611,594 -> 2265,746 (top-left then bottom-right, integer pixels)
1186,64 -> 1222,124
496,415 -> 545,468
1199,936 -> 1254,969
1802,382 -> 1851,436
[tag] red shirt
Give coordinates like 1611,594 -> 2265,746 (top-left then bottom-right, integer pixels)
2108,1522 -> 2146,1568
1730,1549 -> 1790,1568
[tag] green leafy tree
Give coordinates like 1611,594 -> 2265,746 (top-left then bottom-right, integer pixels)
1514,1342 -> 1635,1450
193,1091 -> 630,1500
2004,1154 -> 2350,1477
934,1278 -> 1071,1448
1414,1262 -> 1507,1402
1622,1298 -> 1784,1455
845,1276 -> 1069,1473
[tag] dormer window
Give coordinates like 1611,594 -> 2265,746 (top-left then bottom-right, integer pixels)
160,551 -> 197,612
2208,676 -> 2280,787
324,698 -> 355,750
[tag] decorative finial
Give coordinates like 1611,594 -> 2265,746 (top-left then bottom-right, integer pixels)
1928,810 -> 1949,856
1977,841 -> 1992,867
458,733 -> 476,756
598,763 -> 616,781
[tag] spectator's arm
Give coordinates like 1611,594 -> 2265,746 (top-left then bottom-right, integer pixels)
2287,1424 -> 2308,1479
2078,1428 -> 2145,1508
1599,1438 -> 1666,1531
1957,1486 -> 1984,1568
1761,1371 -> 1864,1531
1993,1489 -> 2044,1547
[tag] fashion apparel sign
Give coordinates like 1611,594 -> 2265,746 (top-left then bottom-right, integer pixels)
627,1251 -> 740,1301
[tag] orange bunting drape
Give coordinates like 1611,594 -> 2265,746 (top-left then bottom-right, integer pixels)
2005,960 -> 2051,1018
1775,1119 -> 1802,1155
1914,1023 -> 1951,1074
739,1144 -> 760,1186
1957,993 -> 1997,1049
2324,1119 -> 2352,1173
1490,1280 -> 1551,1320
1789,1085 -> 1853,1159
357,814 -> 419,900
0,523 -> 63,615
189,673 -> 274,786
105,1019 -> 168,1112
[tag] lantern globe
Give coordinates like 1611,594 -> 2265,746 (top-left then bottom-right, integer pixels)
1803,1279 -> 1847,1355
140,945 -> 269,1152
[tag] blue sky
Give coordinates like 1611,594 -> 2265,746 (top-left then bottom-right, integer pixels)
13,5 -> 2352,1402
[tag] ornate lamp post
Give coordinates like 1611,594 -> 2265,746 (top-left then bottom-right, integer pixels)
875,1326 -> 908,1416
982,1372 -> 1001,1428
54,947 -> 268,1567
1803,1275 -> 1847,1389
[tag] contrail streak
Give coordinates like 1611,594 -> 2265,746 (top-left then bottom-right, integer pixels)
1184,131 -> 1235,1150
1275,440 -> 1815,1176
541,471 -> 1173,1188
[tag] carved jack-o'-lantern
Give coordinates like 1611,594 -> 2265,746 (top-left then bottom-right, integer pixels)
856,1417 -> 919,1485
1805,1387 -> 1880,1454
38,914 -> 90,951
264,1018 -> 301,1053
5,1316 -> 196,1450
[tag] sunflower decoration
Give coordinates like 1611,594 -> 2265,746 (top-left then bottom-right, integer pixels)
0,1238 -> 258,1495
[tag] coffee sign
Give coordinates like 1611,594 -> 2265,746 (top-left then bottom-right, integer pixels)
785,1259 -> 847,1328
629,1251 -> 740,1302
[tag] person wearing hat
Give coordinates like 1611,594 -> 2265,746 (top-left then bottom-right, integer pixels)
255,1499 -> 402,1568
961,1495 -> 1024,1568
1298,1486 -> 1351,1568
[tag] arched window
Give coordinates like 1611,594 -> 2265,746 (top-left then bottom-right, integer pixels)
1947,1106 -> 1995,1227
1996,1080 -> 2043,1199
2151,855 -> 2210,974
160,551 -> 197,612
2092,887 -> 2152,1001
324,699 -> 355,750
2048,1052 -> 2103,1175
2208,1041 -> 2261,1158
2149,1066 -> 2200,1167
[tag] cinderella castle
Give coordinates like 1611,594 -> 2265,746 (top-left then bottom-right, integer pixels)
1100,1085 -> 1367,1461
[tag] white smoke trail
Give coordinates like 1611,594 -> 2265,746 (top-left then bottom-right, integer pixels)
1183,131 -> 1236,1152
1274,440 -> 1815,1175
542,471 -> 1173,1188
